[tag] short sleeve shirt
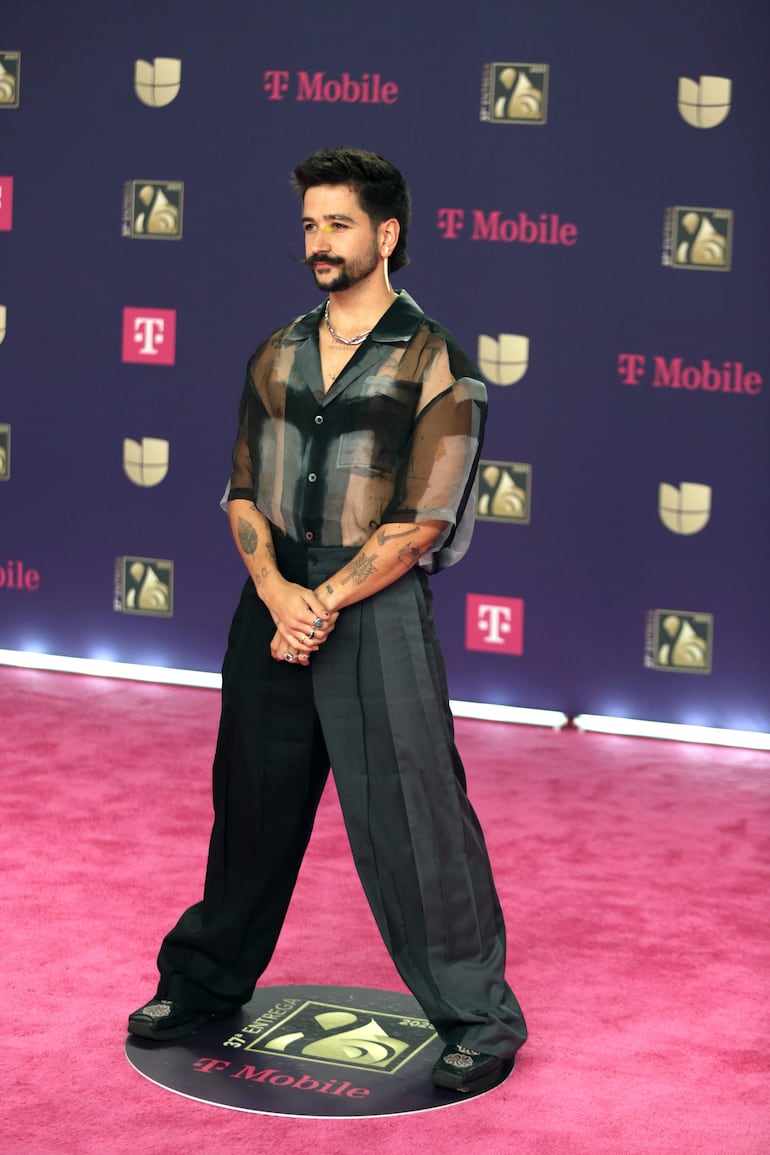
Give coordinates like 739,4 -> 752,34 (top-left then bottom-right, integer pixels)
228,291 -> 487,572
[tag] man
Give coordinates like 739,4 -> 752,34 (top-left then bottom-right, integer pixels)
128,147 -> 527,1094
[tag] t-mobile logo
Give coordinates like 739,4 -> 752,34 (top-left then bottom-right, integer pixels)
466,594 -> 524,655
134,316 -> 166,355
0,177 -> 13,231
122,307 -> 177,365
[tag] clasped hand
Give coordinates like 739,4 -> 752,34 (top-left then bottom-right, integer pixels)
261,575 -> 338,666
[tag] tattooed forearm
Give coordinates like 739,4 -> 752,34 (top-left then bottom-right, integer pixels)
397,542 -> 425,568
254,565 -> 269,586
376,525 -> 420,547
237,517 -> 258,555
325,583 -> 334,596
340,553 -> 379,587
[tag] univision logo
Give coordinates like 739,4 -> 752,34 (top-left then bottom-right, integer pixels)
134,58 -> 182,107
123,437 -> 170,487
477,334 -> 529,385
677,76 -> 731,128
658,482 -> 711,535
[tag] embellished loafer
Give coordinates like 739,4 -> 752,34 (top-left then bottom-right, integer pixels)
127,998 -> 215,1041
431,1044 -> 514,1094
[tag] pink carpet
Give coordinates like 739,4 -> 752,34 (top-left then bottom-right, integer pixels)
0,667 -> 767,1153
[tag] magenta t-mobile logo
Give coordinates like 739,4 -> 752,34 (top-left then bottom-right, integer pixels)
465,594 -> 524,655
0,177 -> 14,230
122,308 -> 177,365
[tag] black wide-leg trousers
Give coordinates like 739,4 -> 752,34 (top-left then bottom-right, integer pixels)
156,540 -> 527,1057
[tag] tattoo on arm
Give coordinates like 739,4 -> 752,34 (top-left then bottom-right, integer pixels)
376,525 -> 420,547
325,583 -> 334,596
340,553 -> 379,587
397,542 -> 424,568
237,517 -> 258,555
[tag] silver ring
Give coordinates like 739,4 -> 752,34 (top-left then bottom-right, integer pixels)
307,629 -> 315,640
312,617 -> 324,630
283,652 -> 295,663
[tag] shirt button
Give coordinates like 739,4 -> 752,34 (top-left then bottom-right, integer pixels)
314,414 -> 324,425
308,473 -> 317,482
305,531 -> 314,541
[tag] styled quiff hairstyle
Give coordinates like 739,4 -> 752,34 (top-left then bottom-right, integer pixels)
291,147 -> 411,272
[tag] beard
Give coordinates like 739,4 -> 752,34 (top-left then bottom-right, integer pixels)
307,240 -> 380,292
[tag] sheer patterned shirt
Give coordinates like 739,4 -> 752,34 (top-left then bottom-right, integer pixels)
227,291 -> 487,573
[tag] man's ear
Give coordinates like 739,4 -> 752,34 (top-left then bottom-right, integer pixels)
379,217 -> 400,258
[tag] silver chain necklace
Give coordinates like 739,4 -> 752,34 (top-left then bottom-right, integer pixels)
324,300 -> 372,346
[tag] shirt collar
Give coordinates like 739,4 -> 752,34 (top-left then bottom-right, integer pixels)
285,290 -> 424,345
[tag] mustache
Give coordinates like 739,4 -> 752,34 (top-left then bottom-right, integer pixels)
300,253 -> 345,268
287,246 -> 347,267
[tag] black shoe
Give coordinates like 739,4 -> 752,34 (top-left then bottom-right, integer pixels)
431,1044 -> 514,1094
127,998 -> 215,1041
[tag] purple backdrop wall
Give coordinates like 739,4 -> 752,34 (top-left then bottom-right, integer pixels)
1,0 -> 768,731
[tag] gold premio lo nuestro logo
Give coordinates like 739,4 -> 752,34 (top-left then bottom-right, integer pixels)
114,557 -> 173,615
662,207 -> 733,270
0,423 -> 10,480
230,998 -> 437,1074
646,610 -> 713,674
123,181 -> 183,239
481,63 -> 548,124
678,76 -> 731,128
477,462 -> 531,524
0,52 -> 20,108
134,58 -> 182,107
0,303 -> 6,344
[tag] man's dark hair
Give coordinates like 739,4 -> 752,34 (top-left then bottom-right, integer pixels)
292,147 -> 411,272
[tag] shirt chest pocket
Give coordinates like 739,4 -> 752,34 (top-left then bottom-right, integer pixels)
336,377 -> 419,475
